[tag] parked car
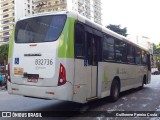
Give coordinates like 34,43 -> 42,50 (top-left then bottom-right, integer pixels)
0,73 -> 7,89
152,71 -> 160,75
0,74 -> 3,87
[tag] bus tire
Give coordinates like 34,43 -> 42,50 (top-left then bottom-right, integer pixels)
110,79 -> 120,102
139,75 -> 146,89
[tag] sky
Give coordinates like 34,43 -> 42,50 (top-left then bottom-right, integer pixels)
101,0 -> 160,44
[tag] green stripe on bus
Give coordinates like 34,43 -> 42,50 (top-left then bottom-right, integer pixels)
103,70 -> 108,81
58,18 -> 75,58
8,26 -> 15,59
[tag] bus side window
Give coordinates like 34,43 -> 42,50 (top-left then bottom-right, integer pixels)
115,40 -> 127,62
127,44 -> 135,63
86,32 -> 93,65
103,35 -> 115,61
75,23 -> 85,58
135,47 -> 142,64
142,50 -> 147,65
86,30 -> 102,66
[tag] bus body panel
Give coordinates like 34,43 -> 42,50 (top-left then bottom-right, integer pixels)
11,41 -> 58,85
98,62 -> 111,98
8,11 -> 151,104
8,14 -> 76,101
73,59 -> 92,103
101,62 -> 147,93
73,61 -> 147,103
8,81 -> 73,101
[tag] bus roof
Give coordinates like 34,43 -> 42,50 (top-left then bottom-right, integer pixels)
17,10 -> 149,52
75,13 -> 149,52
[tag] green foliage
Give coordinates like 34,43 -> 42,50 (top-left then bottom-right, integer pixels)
154,43 -> 160,54
106,24 -> 128,37
0,44 -> 9,63
156,43 -> 160,53
157,43 -> 160,48
153,43 -> 157,53
153,43 -> 160,70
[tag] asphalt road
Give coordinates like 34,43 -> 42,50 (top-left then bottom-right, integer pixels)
0,75 -> 160,120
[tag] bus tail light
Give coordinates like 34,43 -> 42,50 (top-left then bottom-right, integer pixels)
7,63 -> 11,82
58,64 -> 66,86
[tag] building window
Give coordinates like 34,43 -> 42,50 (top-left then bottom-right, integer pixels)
62,7 -> 66,10
3,9 -> 9,12
48,2 -> 51,5
48,9 -> 51,12
55,1 -> 59,4
40,10 -> 44,12
61,0 -> 65,3
3,26 -> 9,30
3,32 -> 9,36
3,20 -> 10,24
3,3 -> 8,6
4,38 -> 9,42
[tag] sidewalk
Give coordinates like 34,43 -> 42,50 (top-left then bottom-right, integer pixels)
0,86 -> 7,91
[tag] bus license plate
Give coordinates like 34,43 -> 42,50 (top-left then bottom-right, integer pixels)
27,78 -> 38,83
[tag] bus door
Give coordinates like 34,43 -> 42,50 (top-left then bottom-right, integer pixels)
74,22 -> 102,102
86,33 -> 101,98
147,54 -> 151,84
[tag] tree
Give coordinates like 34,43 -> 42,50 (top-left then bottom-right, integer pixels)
0,44 -> 9,65
106,24 -> 128,37
153,43 -> 157,54
156,43 -> 160,51
153,43 -> 160,54
153,43 -> 160,71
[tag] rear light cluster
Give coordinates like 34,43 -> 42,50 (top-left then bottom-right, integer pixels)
58,64 -> 66,86
7,63 -> 11,82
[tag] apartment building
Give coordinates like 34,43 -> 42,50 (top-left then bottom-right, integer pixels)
0,0 -> 34,42
33,0 -> 102,24
128,35 -> 153,54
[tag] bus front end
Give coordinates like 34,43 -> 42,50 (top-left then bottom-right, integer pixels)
8,12 -> 75,101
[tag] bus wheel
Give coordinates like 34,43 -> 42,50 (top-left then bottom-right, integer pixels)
110,79 -> 120,102
139,76 -> 146,89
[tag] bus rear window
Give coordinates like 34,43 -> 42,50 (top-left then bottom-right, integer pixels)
15,15 -> 66,43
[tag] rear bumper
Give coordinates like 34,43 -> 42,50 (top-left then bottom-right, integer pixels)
7,81 -> 73,101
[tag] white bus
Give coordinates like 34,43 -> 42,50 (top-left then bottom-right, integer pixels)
8,11 -> 151,103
